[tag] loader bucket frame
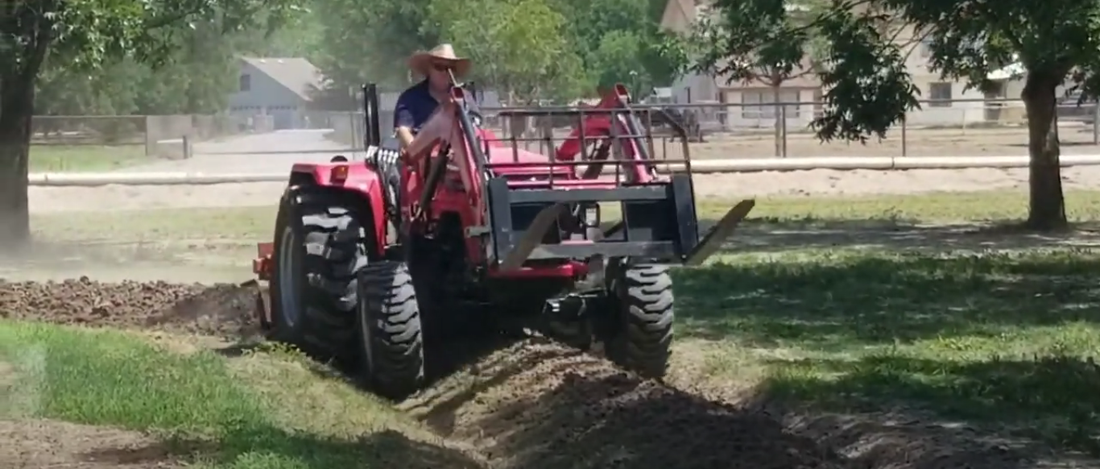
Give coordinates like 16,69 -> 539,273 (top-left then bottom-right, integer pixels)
360,82 -> 754,274
476,85 -> 753,271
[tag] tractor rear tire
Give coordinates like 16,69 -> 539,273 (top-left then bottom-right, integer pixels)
269,187 -> 371,360
357,261 -> 425,400
607,264 -> 674,378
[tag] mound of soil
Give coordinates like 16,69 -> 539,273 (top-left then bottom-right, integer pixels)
0,277 -> 257,338
405,338 -> 849,469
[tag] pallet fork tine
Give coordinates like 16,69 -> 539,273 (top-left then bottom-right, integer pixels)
499,203 -> 568,272
684,199 -> 755,266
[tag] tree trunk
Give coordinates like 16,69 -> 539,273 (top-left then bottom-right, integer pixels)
0,4 -> 54,249
1021,72 -> 1068,230
0,77 -> 34,247
772,84 -> 782,157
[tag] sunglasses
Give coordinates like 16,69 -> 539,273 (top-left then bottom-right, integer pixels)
431,62 -> 453,72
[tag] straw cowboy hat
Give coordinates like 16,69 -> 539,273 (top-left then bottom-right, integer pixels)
408,43 -> 472,78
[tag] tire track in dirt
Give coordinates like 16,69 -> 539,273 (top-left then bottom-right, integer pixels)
0,279 -> 1045,469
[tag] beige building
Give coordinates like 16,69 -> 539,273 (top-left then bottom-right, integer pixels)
659,0 -> 997,130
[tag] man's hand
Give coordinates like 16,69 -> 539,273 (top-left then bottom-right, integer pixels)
396,126 -> 416,164
396,126 -> 415,150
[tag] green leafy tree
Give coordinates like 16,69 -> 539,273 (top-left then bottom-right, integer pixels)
555,0 -> 688,97
427,0 -> 583,103
590,31 -> 649,93
0,0 -> 303,244
694,0 -> 1084,229
310,0 -> 437,93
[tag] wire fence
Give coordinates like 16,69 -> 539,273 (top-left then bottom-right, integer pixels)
31,97 -> 1100,161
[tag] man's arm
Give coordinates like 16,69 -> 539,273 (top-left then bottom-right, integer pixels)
394,94 -> 416,149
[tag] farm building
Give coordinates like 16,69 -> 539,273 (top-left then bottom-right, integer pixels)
228,57 -> 325,131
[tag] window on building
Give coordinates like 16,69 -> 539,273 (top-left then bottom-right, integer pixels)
741,89 -> 800,119
239,74 -> 251,92
928,82 -> 952,107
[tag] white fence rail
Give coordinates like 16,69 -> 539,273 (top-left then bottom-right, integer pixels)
28,154 -> 1100,187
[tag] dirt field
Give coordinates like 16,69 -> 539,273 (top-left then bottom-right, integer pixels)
0,418 -> 189,469
0,278 -> 257,338
28,163 -> 1100,214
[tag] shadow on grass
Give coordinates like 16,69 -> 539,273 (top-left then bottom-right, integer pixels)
710,217 -> 1100,254
760,353 -> 1100,459
82,424 -> 482,469
674,250 -> 1100,347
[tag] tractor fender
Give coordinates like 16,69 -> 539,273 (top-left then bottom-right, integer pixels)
288,162 -> 388,257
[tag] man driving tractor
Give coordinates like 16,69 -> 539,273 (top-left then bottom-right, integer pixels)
393,43 -> 472,150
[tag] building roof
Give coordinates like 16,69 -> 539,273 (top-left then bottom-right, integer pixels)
241,57 -> 324,101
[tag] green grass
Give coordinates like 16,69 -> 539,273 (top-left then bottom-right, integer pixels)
704,189 -> 1100,224
30,144 -> 147,172
32,206 -> 278,242
668,247 -> 1100,457
0,322 -> 480,469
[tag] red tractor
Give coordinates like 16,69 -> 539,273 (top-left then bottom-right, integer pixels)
250,83 -> 754,399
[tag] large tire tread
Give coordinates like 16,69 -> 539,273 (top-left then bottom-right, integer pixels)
609,264 -> 674,378
270,187 -> 372,361
359,261 -> 425,400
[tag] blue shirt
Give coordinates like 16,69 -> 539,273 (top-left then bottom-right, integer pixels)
394,80 -> 438,132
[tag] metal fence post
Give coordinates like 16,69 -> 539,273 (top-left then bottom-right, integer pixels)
901,112 -> 908,157
780,104 -> 788,158
1093,103 -> 1099,145
773,101 -> 781,158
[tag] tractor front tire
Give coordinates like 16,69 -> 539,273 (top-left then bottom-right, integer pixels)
357,261 -> 425,400
607,264 -> 674,378
268,187 -> 371,360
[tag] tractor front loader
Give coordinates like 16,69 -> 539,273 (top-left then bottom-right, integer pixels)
249,82 -> 754,400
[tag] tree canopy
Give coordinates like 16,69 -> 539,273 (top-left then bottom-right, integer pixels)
24,0 -> 690,115
311,0 -> 688,101
0,0 -> 303,242
692,0 -> 1096,229
28,1 -> 314,116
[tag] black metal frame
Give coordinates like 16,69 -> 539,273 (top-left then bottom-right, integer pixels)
485,174 -> 701,265
362,83 -> 381,148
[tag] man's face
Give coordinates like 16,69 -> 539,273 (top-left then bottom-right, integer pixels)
428,60 -> 453,90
